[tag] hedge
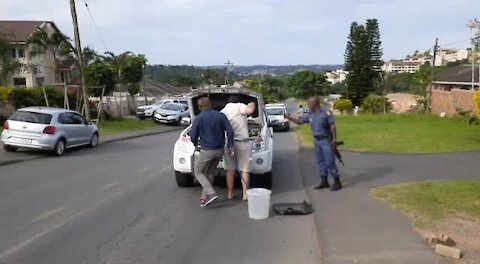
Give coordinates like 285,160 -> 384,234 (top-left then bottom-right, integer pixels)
10,87 -> 77,109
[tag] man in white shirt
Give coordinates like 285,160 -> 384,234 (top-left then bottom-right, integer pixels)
221,96 -> 256,200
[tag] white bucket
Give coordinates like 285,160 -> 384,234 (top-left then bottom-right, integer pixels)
247,188 -> 272,220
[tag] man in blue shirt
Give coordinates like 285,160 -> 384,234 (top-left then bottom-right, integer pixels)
191,97 -> 234,207
286,96 -> 342,191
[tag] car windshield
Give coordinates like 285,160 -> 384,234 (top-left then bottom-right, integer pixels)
161,103 -> 182,111
266,108 -> 285,115
9,111 -> 52,124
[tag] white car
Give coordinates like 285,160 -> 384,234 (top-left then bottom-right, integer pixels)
153,102 -> 190,125
136,98 -> 187,119
266,104 -> 290,132
173,88 -> 274,189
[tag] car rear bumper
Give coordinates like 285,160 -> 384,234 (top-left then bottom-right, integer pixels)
1,131 -> 57,150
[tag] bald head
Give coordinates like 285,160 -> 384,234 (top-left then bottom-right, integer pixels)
307,96 -> 320,110
197,97 -> 212,111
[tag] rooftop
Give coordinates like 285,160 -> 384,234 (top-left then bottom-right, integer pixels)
0,20 -> 51,42
434,65 -> 480,84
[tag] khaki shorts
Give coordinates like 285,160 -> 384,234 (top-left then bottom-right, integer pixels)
224,141 -> 252,173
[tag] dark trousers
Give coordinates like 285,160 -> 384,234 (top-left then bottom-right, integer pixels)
314,139 -> 339,180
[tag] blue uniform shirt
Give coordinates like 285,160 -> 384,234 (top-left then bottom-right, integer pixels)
302,108 -> 335,138
190,109 -> 234,150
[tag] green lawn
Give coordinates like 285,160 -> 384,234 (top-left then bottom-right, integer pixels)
98,118 -> 161,136
297,114 -> 480,153
371,180 -> 480,228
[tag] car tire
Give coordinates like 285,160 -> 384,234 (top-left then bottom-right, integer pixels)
88,133 -> 99,148
53,138 -> 66,156
3,145 -> 17,152
175,171 -> 194,187
138,116 -> 146,120
176,117 -> 182,126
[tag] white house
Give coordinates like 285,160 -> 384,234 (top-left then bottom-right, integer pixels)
325,69 -> 348,84
0,20 -> 74,87
381,60 -> 422,73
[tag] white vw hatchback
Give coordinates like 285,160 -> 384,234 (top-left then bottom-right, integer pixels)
173,87 -> 273,189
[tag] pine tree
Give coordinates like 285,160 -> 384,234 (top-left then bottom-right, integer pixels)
344,19 -> 383,105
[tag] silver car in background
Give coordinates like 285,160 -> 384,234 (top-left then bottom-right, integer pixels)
1,107 -> 99,156
153,102 -> 190,125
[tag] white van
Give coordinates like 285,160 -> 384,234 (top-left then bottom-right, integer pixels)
173,87 -> 273,189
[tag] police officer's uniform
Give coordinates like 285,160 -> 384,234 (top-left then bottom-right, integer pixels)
302,108 -> 341,189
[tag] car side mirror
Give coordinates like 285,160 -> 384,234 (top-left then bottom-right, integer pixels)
181,117 -> 191,126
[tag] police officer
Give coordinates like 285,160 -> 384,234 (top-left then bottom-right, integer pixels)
286,96 -> 342,191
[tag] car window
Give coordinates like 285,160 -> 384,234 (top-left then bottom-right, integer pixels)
58,113 -> 75,124
10,111 -> 52,124
71,113 -> 87,125
161,103 -> 182,111
266,108 -> 285,115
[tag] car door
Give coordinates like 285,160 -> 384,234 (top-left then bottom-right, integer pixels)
181,105 -> 189,118
58,113 -> 80,146
70,113 -> 91,145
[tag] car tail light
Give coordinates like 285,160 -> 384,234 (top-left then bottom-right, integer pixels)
43,126 -> 56,135
3,121 -> 8,130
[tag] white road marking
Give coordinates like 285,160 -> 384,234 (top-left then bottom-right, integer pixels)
97,182 -> 120,192
0,165 -> 174,260
34,206 -> 66,222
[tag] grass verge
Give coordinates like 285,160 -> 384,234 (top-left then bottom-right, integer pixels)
371,180 -> 480,228
98,118 -> 162,136
297,113 -> 480,153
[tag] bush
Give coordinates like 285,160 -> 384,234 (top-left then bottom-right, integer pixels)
361,94 -> 392,114
454,109 -> 479,125
10,87 -> 77,109
474,88 -> 480,116
0,87 -> 12,104
333,99 -> 353,114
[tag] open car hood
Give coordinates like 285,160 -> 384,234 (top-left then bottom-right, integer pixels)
186,87 -> 265,121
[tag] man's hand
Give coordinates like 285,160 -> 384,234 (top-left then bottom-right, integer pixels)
331,140 -> 337,149
227,146 -> 235,156
284,113 -> 291,120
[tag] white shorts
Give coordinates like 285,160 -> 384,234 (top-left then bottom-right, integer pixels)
224,141 -> 252,173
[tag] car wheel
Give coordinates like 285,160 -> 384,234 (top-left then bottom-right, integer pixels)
175,171 -> 194,187
88,133 -> 99,148
138,116 -> 146,120
3,145 -> 17,152
53,138 -> 66,156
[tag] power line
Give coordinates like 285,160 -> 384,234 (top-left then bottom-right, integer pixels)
438,38 -> 472,48
83,0 -> 108,51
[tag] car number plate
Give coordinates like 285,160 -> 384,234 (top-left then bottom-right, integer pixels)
13,138 -> 32,144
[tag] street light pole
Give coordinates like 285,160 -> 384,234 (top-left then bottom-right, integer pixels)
70,0 -> 90,120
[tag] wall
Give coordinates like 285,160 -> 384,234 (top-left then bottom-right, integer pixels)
431,87 -> 477,116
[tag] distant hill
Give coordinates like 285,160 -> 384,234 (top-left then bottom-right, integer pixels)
203,64 -> 344,76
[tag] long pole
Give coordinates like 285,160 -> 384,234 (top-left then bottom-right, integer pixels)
70,0 -> 90,120
427,37 -> 438,112
471,27 -> 476,90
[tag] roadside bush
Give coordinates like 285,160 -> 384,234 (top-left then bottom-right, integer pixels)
0,87 -> 12,104
361,94 -> 392,114
333,99 -> 353,114
454,109 -> 479,125
0,114 -> 7,124
10,87 -> 77,109
474,88 -> 480,116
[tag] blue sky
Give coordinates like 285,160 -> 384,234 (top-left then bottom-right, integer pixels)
1,0 -> 479,65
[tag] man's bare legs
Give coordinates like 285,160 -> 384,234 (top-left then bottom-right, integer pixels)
241,172 -> 250,200
227,169 -> 235,200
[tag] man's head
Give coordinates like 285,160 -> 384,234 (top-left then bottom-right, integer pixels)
299,105 -> 303,108
307,96 -> 320,110
197,97 -> 212,111
228,95 -> 241,104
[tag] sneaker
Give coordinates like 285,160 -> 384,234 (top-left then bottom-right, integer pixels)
201,193 -> 218,207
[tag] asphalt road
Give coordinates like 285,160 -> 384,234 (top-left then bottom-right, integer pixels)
0,129 -> 321,264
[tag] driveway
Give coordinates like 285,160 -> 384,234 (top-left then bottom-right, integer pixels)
300,149 -> 480,264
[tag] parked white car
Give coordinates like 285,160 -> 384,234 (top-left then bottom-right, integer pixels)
153,102 -> 190,125
173,88 -> 274,189
136,98 -> 187,119
266,103 -> 290,132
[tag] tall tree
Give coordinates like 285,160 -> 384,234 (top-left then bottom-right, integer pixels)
286,70 -> 329,99
344,19 -> 383,105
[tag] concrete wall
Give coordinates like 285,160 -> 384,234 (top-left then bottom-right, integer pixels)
431,88 -> 477,116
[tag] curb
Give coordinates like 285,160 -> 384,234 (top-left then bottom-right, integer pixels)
0,127 -> 183,167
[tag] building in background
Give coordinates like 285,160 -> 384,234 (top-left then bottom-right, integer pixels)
435,48 -> 469,66
0,20 -> 74,87
382,60 -> 423,73
325,69 -> 348,84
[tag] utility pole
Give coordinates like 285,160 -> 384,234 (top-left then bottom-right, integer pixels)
70,0 -> 90,120
224,60 -> 233,85
469,20 -> 477,90
427,37 -> 438,112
